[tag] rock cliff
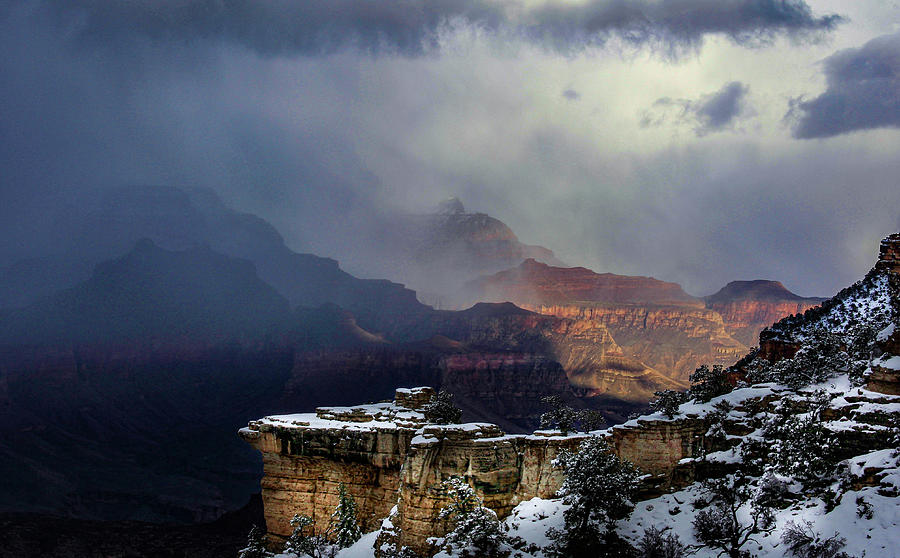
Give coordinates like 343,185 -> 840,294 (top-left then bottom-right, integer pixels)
349,200 -> 563,306
240,387 -> 707,555
463,260 -> 824,389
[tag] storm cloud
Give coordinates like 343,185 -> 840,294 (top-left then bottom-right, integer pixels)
1,1 -> 898,303
790,32 -> 900,139
643,81 -> 753,136
25,0 -> 842,56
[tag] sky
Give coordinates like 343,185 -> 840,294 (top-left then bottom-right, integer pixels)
1,0 -> 899,298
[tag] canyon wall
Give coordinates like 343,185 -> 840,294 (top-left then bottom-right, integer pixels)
461,260 -> 822,395
526,303 -> 746,386
240,387 -> 709,555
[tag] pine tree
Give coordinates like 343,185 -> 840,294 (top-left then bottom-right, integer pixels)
423,391 -> 463,424
330,483 -> 362,549
284,514 -> 330,557
650,390 -> 689,419
689,364 -> 732,402
764,391 -> 840,490
545,436 -> 640,558
540,395 -> 579,434
238,525 -> 273,558
438,477 -> 510,558
692,472 -> 776,558
539,395 -> 606,435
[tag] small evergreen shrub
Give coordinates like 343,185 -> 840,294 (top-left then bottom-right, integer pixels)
238,525 -> 273,558
439,477 -> 518,558
650,390 -> 689,419
330,483 -> 361,549
539,395 -> 606,434
424,391 -> 463,424
689,364 -> 732,402
782,521 -> 854,558
636,525 -> 688,558
545,436 -> 640,558
692,472 -> 776,558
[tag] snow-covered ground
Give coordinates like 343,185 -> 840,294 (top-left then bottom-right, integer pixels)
324,466 -> 899,557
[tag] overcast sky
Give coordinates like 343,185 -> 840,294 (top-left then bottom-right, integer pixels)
2,0 -> 899,297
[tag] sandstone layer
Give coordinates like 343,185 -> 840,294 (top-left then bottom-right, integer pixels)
240,388 -> 712,555
463,260 -> 824,388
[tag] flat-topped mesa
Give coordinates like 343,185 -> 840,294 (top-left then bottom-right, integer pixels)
239,387 -> 434,539
241,388 -> 714,555
466,258 -> 703,308
876,233 -> 900,274
704,280 -> 824,347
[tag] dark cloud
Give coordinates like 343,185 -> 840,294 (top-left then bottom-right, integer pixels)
562,88 -> 580,101
0,1 -> 892,306
642,81 -> 752,136
24,0 -> 842,56
525,0 -> 842,55
790,32 -> 900,139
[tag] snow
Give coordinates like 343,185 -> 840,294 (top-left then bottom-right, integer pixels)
306,368 -> 900,558
848,449 -> 899,477
482,478 -> 900,558
790,274 -> 892,339
251,400 -> 429,433
878,323 -> 896,342
334,530 -> 380,558
875,355 -> 900,371
257,413 -> 406,432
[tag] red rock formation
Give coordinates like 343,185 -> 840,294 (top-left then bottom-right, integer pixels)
704,280 -> 823,346
464,259 -> 700,308
463,262 -> 827,389
875,233 -> 900,274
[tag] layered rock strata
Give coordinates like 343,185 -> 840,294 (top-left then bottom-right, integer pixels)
462,259 -> 817,390
876,233 -> 900,274
868,323 -> 900,395
527,302 -> 746,385
241,388 -> 710,555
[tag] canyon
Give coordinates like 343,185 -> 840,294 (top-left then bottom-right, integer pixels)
241,234 -> 900,555
0,186 -> 833,528
464,258 -> 823,386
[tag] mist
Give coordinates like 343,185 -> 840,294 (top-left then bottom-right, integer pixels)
2,0 -> 900,302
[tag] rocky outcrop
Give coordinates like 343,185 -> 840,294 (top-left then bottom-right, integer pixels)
462,261 -> 829,390
876,233 -> 900,274
240,388 -> 714,555
348,199 -> 562,304
527,303 -> 746,385
868,323 -> 900,395
239,388 -> 587,549
606,418 -> 706,493
0,186 -> 430,334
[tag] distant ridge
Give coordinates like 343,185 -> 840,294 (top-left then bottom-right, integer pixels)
705,279 -> 825,304
463,258 -> 702,307
704,279 -> 825,346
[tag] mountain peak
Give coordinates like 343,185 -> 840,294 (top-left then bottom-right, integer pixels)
435,197 -> 465,215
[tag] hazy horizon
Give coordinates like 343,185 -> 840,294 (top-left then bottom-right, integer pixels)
3,1 -> 900,299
